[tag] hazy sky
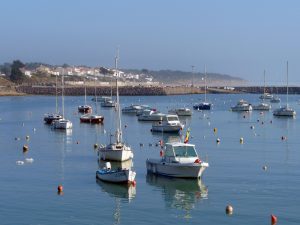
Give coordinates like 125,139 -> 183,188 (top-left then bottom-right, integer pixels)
1,0 -> 300,84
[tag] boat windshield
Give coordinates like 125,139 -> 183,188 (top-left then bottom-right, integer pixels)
167,116 -> 179,121
173,145 -> 197,157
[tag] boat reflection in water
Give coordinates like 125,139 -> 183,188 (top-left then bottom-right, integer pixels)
146,174 -> 208,219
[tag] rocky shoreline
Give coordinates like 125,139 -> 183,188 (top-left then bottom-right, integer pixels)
2,85 -> 300,96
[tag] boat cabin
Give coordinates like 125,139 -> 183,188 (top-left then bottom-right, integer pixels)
163,142 -> 199,163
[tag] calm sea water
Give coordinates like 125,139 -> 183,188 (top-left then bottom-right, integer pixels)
0,94 -> 300,225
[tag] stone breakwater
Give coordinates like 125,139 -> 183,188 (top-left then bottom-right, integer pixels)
234,86 -> 300,94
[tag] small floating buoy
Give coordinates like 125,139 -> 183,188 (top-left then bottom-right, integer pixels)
15,137 -> 20,141
213,128 -> 217,133
261,121 -> 264,125
26,135 -> 30,140
155,143 -> 159,147
240,137 -> 244,144
94,143 -> 98,149
257,119 -> 260,122
226,205 -> 233,215
271,214 -> 278,225
25,158 -> 34,163
243,115 -> 246,118
262,165 -> 267,171
76,141 -> 79,144
216,138 -> 220,144
281,136 -> 287,141
140,143 -> 144,147
57,185 -> 63,193
250,125 -> 255,129
23,145 -> 29,152
124,124 -> 127,128
16,160 -> 24,165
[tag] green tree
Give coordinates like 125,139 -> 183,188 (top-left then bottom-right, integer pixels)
10,60 -> 26,83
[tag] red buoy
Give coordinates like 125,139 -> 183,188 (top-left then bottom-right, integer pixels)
57,185 -> 63,193
271,214 -> 277,225
131,180 -> 136,187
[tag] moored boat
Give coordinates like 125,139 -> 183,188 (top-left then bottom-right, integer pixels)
151,114 -> 184,133
80,114 -> 104,124
231,99 -> 252,111
138,110 -> 165,121
146,142 -> 209,178
168,107 -> 192,116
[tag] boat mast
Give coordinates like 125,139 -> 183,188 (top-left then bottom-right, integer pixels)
263,70 -> 266,103
115,50 -> 122,144
62,71 -> 65,118
55,74 -> 58,114
84,78 -> 87,106
286,61 -> 289,108
204,65 -> 207,102
94,77 -> 98,114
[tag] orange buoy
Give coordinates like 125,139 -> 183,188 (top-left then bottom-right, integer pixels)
57,185 -> 63,193
226,205 -> 233,215
271,214 -> 277,225
213,128 -> 217,133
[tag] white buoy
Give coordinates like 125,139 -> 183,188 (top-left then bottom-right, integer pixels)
25,158 -> 34,163
16,161 -> 25,165
240,137 -> 244,144
226,205 -> 233,215
216,138 -> 221,144
263,165 -> 267,171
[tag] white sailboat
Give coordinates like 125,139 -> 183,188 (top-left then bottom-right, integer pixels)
52,72 -> 73,129
253,70 -> 271,111
98,52 -> 133,161
273,61 -> 296,117
44,74 -> 63,124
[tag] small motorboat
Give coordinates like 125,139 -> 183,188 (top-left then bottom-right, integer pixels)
252,102 -> 271,111
44,113 -> 62,124
138,110 -> 165,121
270,96 -> 281,103
78,105 -> 92,113
96,162 -> 136,183
193,102 -> 211,110
146,142 -> 209,178
52,118 -> 73,129
122,105 -> 143,113
92,96 -> 112,102
80,114 -> 104,124
231,99 -> 252,111
168,107 -> 192,116
101,99 -> 116,107
259,93 -> 273,100
151,114 -> 184,133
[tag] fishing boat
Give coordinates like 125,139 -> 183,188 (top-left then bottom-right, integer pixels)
44,75 -> 63,124
96,162 -> 136,183
146,142 -> 209,178
52,73 -> 73,129
168,107 -> 192,116
80,79 -> 104,124
98,51 -> 134,162
253,70 -> 271,111
151,114 -> 184,133
273,61 -> 296,117
231,99 -> 252,111
193,65 -> 211,110
138,110 -> 165,121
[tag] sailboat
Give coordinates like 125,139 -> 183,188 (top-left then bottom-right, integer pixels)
193,65 -> 211,110
253,70 -> 271,111
98,52 -> 133,162
52,72 -> 73,129
44,74 -> 63,124
273,61 -> 296,117
80,78 -> 104,124
78,80 -> 92,113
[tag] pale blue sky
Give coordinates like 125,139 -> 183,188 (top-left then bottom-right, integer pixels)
1,0 -> 300,84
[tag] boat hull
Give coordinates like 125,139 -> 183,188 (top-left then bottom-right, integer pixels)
44,114 -> 62,124
151,125 -> 182,133
273,107 -> 296,117
52,119 -> 73,129
98,145 -> 133,162
80,115 -> 104,124
96,169 -> 136,183
193,103 -> 211,110
146,159 -> 208,178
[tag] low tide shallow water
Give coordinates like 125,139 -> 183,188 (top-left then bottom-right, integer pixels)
0,94 -> 299,225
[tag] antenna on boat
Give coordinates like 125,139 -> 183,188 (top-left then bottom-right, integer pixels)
62,69 -> 65,119
204,64 -> 207,102
55,73 -> 58,114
